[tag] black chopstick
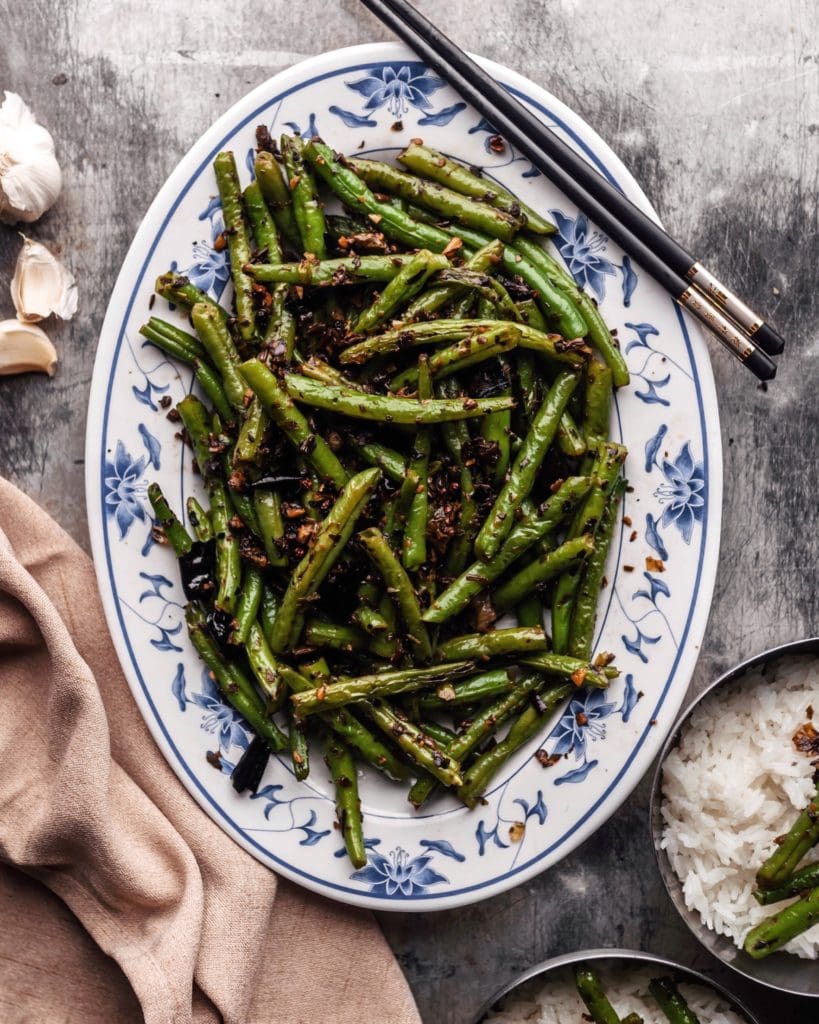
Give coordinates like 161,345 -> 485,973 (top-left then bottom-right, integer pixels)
360,0 -> 780,381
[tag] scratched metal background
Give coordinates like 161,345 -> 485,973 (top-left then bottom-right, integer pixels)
1,1 -> 816,1020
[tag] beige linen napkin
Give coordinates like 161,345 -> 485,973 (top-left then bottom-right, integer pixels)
0,479 -> 421,1024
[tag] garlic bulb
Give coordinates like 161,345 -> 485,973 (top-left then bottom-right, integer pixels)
0,92 -> 62,224
11,236 -> 78,322
0,319 -> 58,376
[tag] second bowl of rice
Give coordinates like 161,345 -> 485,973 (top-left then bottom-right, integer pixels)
475,948 -> 759,1023
651,637 -> 819,998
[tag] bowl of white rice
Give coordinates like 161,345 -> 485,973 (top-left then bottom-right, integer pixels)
651,639 -> 819,998
475,948 -> 759,1023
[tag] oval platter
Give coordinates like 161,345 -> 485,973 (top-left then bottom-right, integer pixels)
86,41 -> 722,911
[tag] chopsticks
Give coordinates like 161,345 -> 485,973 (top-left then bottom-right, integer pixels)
359,0 -> 782,382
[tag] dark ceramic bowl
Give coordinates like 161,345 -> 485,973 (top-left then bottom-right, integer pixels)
474,947 -> 761,1022
650,638 -> 819,999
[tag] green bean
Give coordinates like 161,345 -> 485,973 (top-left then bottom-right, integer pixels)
447,672 -> 545,760
755,860 -> 819,905
259,587 -> 280,647
280,133 -> 327,259
155,272 -> 228,320
445,270 -> 522,322
353,250 -> 449,333
520,652 -> 611,689
147,483 -> 193,556
416,669 -> 514,710
757,784 -> 819,890
324,734 -> 366,867
246,253 -> 411,285
213,151 -> 256,342
493,534 -> 595,613
397,142 -> 555,235
233,398 -> 267,465
647,977 -> 700,1024
289,710 -> 310,781
297,356 -> 367,393
340,317 -> 586,368
450,292 -> 475,318
268,468 -> 381,653
458,681 -> 574,807
481,354 -> 513,484
749,886 -> 819,955
358,527 -> 433,662
402,239 -> 505,321
176,395 -> 216,477
424,476 -> 591,623
280,662 -> 408,781
239,358 -> 349,488
243,621 -> 285,709
243,178 -> 296,354
303,139 -> 453,252
573,964 -> 622,1024
253,488 -> 288,568
390,323 -> 519,390
222,450 -> 261,538
353,440 -> 407,483
194,362 -> 234,423
402,355 -> 432,570
305,619 -> 368,652
254,150 -> 301,250
514,236 -> 629,386
365,701 -> 463,787
244,179 -> 282,260
435,377 -> 478,577
209,480 -> 242,613
140,316 -> 206,361
291,661 -> 475,716
515,596 -> 544,629
231,564 -> 264,645
417,720 -> 457,748
399,205 -> 586,338
556,409 -> 587,456
568,479 -> 625,660
191,302 -> 247,411
354,604 -> 390,635
186,496 -> 213,542
475,370 -> 579,560
139,318 -> 233,422
185,603 -> 287,753
283,373 -> 515,424
408,773 -> 438,810
348,156 -> 523,241
436,627 -> 549,662
551,442 -> 628,652
584,359 -> 614,444
176,398 -> 243,613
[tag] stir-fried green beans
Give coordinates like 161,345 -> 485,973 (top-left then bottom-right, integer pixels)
146,131 -> 631,865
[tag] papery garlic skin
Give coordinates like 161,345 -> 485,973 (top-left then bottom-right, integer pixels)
0,92 -> 62,224
0,319 -> 58,376
11,236 -> 78,322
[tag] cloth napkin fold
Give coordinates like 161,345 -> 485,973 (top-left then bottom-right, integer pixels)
0,479 -> 421,1024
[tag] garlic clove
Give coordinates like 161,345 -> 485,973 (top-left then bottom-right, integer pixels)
0,319 -> 58,376
11,235 -> 78,322
0,92 -> 62,224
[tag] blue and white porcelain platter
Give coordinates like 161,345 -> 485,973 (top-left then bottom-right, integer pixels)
86,42 -> 722,911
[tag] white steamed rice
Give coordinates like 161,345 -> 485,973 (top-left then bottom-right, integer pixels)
485,963 -> 748,1023
661,654 -> 819,958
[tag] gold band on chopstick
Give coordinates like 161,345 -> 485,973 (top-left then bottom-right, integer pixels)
678,287 -> 756,362
686,262 -> 764,336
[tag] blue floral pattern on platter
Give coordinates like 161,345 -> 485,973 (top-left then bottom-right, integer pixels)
329,63 -> 467,129
89,45 -> 719,910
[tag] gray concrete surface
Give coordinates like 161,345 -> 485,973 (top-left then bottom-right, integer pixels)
2,1 -> 817,1020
